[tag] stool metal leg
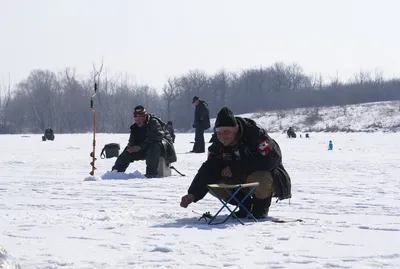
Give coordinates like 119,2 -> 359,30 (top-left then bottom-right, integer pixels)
207,187 -> 244,225
214,187 -> 244,225
228,185 -> 258,223
207,185 -> 259,225
237,185 -> 258,222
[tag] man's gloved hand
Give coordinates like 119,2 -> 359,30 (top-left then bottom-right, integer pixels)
221,166 -> 232,177
180,194 -> 196,208
127,146 -> 141,153
192,123 -> 195,128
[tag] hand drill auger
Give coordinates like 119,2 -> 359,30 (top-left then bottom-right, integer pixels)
89,61 -> 103,176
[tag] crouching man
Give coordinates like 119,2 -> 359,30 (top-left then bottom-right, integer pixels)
111,105 -> 177,178
43,127 -> 55,141
180,107 -> 291,218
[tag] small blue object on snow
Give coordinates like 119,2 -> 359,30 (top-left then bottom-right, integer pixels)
328,140 -> 333,150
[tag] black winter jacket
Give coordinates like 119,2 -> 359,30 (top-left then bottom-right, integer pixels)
128,114 -> 177,164
187,117 -> 291,201
194,100 -> 211,130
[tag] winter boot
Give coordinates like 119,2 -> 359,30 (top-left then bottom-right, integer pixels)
228,192 -> 253,219
252,196 -> 272,219
145,173 -> 158,178
144,167 -> 158,178
234,200 -> 253,218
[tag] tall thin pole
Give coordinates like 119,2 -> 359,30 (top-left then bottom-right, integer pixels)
89,61 -> 103,176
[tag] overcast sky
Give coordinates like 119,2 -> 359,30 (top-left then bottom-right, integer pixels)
1,0 -> 399,91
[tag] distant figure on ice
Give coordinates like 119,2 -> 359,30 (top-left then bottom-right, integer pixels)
42,127 -> 55,141
111,105 -> 177,178
180,107 -> 292,219
328,140 -> 333,150
166,121 -> 175,143
287,127 -> 296,138
191,96 -> 210,153
305,133 -> 310,138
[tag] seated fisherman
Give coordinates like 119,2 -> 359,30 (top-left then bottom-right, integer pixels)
44,127 -> 54,140
180,107 -> 291,218
111,105 -> 177,178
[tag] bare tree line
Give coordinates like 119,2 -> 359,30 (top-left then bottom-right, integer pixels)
0,63 -> 399,134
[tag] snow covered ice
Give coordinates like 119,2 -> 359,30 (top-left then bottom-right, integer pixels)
1,132 -> 400,268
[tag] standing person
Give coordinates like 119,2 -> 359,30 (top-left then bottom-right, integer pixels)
328,140 -> 333,150
287,127 -> 296,138
191,96 -> 210,153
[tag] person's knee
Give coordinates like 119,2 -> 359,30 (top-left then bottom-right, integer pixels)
118,148 -> 131,159
246,171 -> 274,199
117,148 -> 140,163
121,146 -> 131,154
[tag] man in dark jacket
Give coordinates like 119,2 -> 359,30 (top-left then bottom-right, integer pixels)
287,127 -> 296,138
111,105 -> 177,178
180,107 -> 291,218
191,96 -> 210,153
43,127 -> 55,141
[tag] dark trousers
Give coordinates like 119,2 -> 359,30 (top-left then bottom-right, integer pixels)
112,143 -> 161,174
193,127 -> 205,153
44,133 -> 54,140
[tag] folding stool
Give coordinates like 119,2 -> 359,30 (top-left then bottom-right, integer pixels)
207,182 -> 259,225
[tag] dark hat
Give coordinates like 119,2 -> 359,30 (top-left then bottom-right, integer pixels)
133,105 -> 147,117
192,96 -> 199,104
215,107 -> 237,128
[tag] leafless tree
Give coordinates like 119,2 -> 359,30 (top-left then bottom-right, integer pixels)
162,77 -> 179,121
0,75 -> 12,133
2,61 -> 400,134
352,69 -> 371,87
